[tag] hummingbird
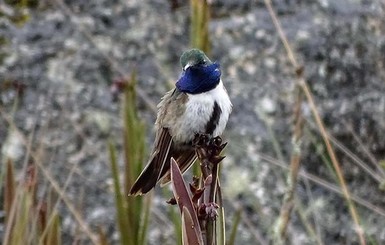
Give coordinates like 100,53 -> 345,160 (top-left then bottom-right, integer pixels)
129,49 -> 232,196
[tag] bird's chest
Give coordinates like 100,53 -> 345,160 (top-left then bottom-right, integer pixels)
171,83 -> 231,143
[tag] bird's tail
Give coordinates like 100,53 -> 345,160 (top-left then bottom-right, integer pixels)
129,148 -> 196,195
129,128 -> 173,195
129,162 -> 161,196
129,148 -> 171,195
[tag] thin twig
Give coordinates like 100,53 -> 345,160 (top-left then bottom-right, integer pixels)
302,173 -> 323,243
256,152 -> 385,218
294,200 -> 324,245
346,123 -> 385,178
306,119 -> 383,183
328,132 -> 382,183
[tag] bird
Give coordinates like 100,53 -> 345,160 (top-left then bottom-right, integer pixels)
129,49 -> 232,196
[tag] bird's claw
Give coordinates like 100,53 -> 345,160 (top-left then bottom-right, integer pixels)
193,133 -> 211,147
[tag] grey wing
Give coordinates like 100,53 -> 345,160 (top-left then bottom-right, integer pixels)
129,127 -> 173,195
129,88 -> 189,195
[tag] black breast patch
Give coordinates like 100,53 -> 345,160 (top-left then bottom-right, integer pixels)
205,101 -> 222,135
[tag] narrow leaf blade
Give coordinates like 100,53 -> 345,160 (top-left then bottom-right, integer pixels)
170,158 -> 203,245
182,206 -> 201,245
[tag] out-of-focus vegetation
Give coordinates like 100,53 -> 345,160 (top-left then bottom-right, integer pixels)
2,160 -> 61,245
108,73 -> 151,245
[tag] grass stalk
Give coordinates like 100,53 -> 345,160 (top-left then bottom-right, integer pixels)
263,1 -> 366,243
347,124 -> 385,178
109,141 -> 131,245
190,0 -> 210,53
295,203 -> 323,245
44,212 -> 62,245
4,159 -> 15,225
2,161 -> 64,245
216,184 -> 225,245
300,83 -> 365,244
227,208 -> 242,245
257,152 -> 385,217
274,87 -> 304,243
109,72 -> 150,245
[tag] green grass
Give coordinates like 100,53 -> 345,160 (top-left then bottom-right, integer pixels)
108,72 -> 151,245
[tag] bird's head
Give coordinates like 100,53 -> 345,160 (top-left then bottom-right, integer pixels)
176,49 -> 221,94
180,49 -> 212,70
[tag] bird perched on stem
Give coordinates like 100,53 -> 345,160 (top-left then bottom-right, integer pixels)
129,49 -> 232,196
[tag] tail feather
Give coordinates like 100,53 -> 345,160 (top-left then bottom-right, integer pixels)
159,149 -> 196,186
129,128 -> 172,196
128,127 -> 198,195
129,155 -> 163,195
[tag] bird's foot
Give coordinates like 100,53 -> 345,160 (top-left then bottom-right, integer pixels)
193,133 -> 211,147
193,134 -> 227,165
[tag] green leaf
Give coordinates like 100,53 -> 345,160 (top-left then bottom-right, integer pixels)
109,141 -> 131,245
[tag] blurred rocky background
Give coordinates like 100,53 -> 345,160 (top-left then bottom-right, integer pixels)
1,0 -> 385,244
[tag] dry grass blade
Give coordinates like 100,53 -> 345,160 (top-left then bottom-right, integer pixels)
294,202 -> 324,245
300,84 -> 365,244
35,160 -> 99,244
45,212 -> 62,245
0,109 -> 99,245
328,132 -> 382,183
97,226 -> 109,245
12,191 -> 31,244
38,158 -> 77,245
274,88 -> 304,243
257,152 -> 385,217
2,121 -> 36,245
301,175 -> 323,243
2,157 -> 64,245
263,0 -> 366,244
346,123 -> 385,178
306,119 -> 383,183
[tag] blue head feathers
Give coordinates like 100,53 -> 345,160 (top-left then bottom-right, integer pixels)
176,63 -> 221,94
